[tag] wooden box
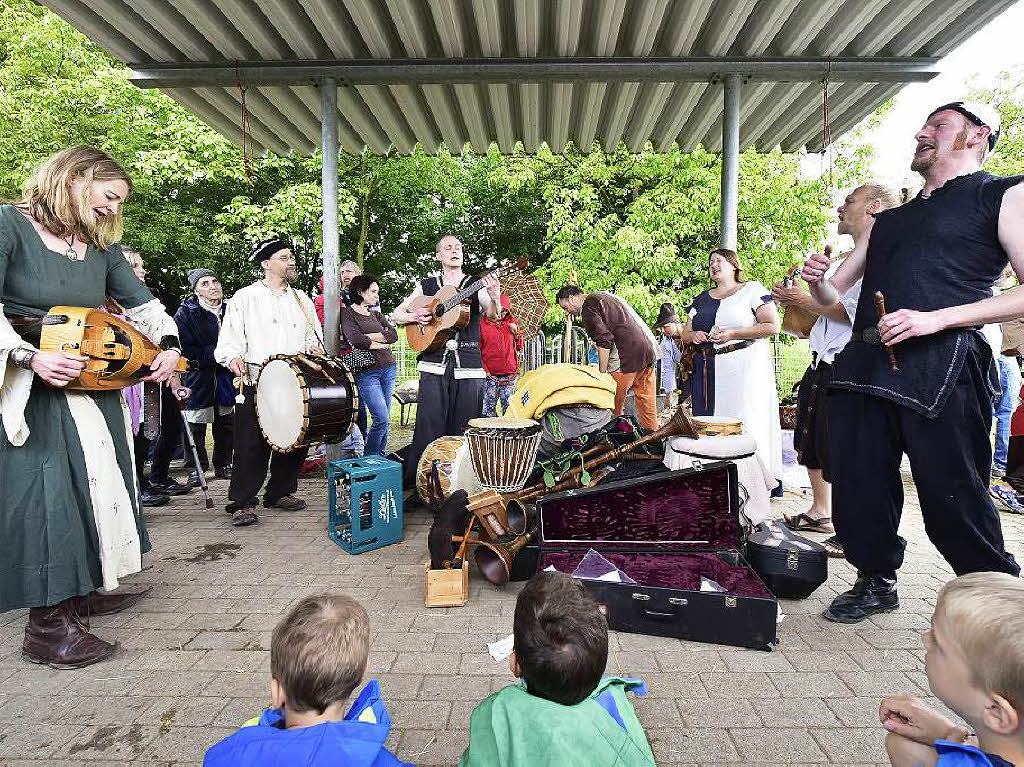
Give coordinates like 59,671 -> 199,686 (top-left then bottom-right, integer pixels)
425,560 -> 469,607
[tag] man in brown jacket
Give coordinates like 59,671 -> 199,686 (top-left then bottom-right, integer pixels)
556,286 -> 660,431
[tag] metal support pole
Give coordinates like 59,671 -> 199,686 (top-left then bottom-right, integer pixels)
321,77 -> 340,356
720,74 -> 741,251
320,77 -> 343,463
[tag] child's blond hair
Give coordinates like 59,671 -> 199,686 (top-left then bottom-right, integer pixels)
938,572 -> 1024,710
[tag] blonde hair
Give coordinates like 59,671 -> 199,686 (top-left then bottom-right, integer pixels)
859,181 -> 903,211
19,146 -> 132,250
937,572 -> 1024,710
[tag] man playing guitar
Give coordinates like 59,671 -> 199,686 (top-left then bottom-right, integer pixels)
392,235 -> 501,489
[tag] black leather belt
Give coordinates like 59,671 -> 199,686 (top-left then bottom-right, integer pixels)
850,327 -> 882,346
702,339 -> 754,355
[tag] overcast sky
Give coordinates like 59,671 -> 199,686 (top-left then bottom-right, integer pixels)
868,1 -> 1024,183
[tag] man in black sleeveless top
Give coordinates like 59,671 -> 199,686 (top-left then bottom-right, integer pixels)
393,235 -> 501,488
804,101 -> 1024,623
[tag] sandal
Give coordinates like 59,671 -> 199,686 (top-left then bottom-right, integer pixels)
783,512 -> 834,534
822,535 -> 845,558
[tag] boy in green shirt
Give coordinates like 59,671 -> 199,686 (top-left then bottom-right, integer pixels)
460,572 -> 656,766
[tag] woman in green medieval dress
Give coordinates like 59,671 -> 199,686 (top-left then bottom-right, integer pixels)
0,147 -> 182,668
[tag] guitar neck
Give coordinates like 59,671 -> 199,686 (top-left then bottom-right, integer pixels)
440,265 -> 514,313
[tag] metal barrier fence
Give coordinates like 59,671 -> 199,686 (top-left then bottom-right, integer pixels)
391,332 -> 811,400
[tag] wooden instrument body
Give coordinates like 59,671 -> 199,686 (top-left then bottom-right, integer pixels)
404,287 -> 471,353
779,265 -> 817,339
39,306 -> 187,391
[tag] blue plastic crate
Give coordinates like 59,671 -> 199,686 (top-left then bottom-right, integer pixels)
327,457 -> 403,555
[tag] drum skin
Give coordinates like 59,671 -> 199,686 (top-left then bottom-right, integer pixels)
256,354 -> 358,452
415,436 -> 480,504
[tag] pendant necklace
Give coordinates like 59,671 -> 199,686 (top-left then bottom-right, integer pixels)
63,233 -> 78,260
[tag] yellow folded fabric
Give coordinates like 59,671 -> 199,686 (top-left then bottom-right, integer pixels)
505,363 -> 617,419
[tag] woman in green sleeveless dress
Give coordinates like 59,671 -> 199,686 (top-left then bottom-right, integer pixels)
0,147 -> 182,668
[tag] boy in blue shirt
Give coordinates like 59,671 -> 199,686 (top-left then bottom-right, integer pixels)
204,593 -> 408,767
882,573 -> 1024,767
460,572 -> 655,766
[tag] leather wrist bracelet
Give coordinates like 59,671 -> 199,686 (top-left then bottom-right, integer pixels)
10,347 -> 37,370
158,335 -> 182,354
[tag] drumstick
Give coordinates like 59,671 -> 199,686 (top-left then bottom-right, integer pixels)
451,517 -> 476,569
874,291 -> 899,373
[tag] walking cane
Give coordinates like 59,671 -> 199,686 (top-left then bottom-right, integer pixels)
170,382 -> 215,510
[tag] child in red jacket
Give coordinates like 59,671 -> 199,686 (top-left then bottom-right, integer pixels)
480,295 -> 523,417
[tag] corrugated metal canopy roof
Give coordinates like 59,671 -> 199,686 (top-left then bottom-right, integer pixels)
41,0 -> 1018,156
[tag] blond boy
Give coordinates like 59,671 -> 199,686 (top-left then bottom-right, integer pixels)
882,573 -> 1024,767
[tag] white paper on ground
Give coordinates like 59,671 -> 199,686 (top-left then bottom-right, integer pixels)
488,633 -> 515,663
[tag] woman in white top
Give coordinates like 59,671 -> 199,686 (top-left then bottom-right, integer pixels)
676,248 -> 784,487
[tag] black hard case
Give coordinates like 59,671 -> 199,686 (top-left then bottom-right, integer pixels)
745,524 -> 828,600
535,463 -> 778,651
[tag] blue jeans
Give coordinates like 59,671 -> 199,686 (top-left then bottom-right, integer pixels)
354,364 -> 397,456
995,356 -> 1022,470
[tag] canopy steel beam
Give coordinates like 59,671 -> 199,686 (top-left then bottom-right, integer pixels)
130,56 -> 941,88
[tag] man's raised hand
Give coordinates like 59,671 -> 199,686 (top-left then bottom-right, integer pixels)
801,244 -> 833,284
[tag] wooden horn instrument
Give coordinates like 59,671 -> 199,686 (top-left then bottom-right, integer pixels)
473,525 -> 539,586
512,406 -> 696,503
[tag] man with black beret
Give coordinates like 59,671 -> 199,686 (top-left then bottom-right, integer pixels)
215,239 -> 321,527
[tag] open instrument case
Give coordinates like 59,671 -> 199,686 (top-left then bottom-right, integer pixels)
536,463 -> 778,651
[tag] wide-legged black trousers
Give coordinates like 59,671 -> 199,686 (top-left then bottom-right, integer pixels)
829,365 -> 1019,580
402,366 -> 484,487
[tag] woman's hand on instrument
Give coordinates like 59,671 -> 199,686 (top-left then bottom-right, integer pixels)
691,330 -> 709,344
145,350 -> 181,383
801,245 -> 833,284
30,350 -> 86,387
878,309 -> 945,346
228,358 -> 247,377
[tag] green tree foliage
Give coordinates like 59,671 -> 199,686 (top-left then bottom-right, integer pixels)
2,0 -> 841,327
971,66 -> 1024,177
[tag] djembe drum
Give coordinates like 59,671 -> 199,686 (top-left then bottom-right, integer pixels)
464,417 -> 542,494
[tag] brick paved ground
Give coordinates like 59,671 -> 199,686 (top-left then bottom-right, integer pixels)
2,466 -> 1022,766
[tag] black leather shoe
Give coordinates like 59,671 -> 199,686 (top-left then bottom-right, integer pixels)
214,466 -> 232,480
149,477 -> 192,496
824,573 -> 898,624
140,488 -> 170,507
185,470 -> 202,489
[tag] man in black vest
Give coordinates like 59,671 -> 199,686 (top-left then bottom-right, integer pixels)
804,101 -> 1024,623
393,235 -> 501,487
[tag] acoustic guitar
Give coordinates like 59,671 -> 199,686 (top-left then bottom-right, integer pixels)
16,306 -> 188,391
404,259 -> 527,354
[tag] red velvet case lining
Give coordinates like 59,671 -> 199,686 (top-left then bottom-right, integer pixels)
538,468 -> 772,599
538,551 -> 773,599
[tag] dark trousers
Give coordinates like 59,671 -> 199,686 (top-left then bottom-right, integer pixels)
403,366 -> 484,486
150,385 -> 182,482
227,384 -> 308,510
183,408 -> 234,473
829,371 -> 1019,580
134,432 -> 151,489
